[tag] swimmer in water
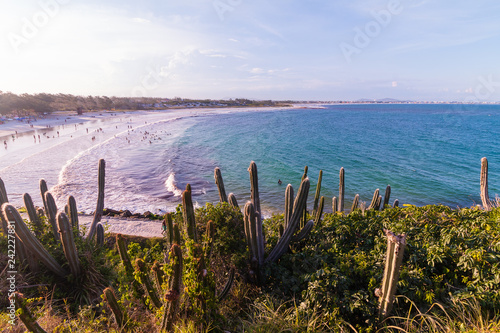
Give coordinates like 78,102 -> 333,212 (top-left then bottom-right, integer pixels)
278,179 -> 282,185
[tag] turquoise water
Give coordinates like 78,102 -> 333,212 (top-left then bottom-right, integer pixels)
160,104 -> 500,214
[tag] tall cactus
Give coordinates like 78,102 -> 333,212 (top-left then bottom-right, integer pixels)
87,159 -> 105,241
39,179 -> 48,216
350,194 -> 360,213
161,243 -> 183,332
103,287 -> 128,329
265,177 -> 310,264
2,203 -> 67,277
368,189 -> 380,210
135,258 -> 162,309
164,213 -> 174,247
44,192 -> 59,240
382,185 -> 391,210
182,184 -> 197,242
313,170 -> 323,218
67,195 -> 79,230
338,167 -> 345,213
228,193 -> 239,208
23,193 -> 42,236
248,162 -> 264,263
377,229 -> 407,319
57,212 -> 81,277
214,167 -> 228,203
332,196 -> 338,213
481,157 -> 492,210
96,223 -> 105,246
244,202 -> 263,266
284,184 -> 294,229
0,177 -> 9,234
116,234 -> 134,275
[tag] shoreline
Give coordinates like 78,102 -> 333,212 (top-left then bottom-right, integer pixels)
0,105 -> 307,139
1,105 -> 302,238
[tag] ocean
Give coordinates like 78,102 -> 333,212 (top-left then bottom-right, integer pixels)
1,104 -> 499,217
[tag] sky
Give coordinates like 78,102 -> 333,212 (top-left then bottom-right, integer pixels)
1,0 -> 500,101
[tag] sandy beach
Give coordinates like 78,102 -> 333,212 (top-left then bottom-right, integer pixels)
1,106 -> 295,238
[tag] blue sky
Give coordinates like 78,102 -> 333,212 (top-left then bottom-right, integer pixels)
1,0 -> 500,101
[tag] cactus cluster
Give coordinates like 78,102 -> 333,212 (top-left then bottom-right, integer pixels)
334,167 -> 396,214
214,161 -> 324,282
0,159 -> 106,280
111,184 -> 235,331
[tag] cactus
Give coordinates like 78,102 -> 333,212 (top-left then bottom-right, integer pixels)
116,234 -> 144,300
375,195 -> 382,210
67,195 -> 79,230
10,292 -> 47,333
248,161 -> 262,218
228,193 -> 239,208
217,267 -> 235,301
332,196 -> 338,213
265,177 -> 310,264
2,203 -> 67,277
313,170 -> 323,218
480,157 -> 492,210
87,158 -> 105,241
214,167 -> 228,203
182,184 -> 197,242
368,189 -> 380,210
247,162 -> 265,263
0,178 -> 9,234
377,229 -> 407,320
0,177 -> 8,203
39,179 -> 48,215
284,184 -> 294,229
301,166 -> 308,181
152,261 -> 164,291
206,220 -> 215,261
164,213 -> 174,247
244,202 -> 263,266
135,258 -> 163,308
23,193 -> 42,236
57,212 -> 81,277
314,196 -> 324,225
116,234 -> 134,274
103,287 -> 128,329
393,199 -> 399,208
301,166 -> 308,225
350,194 -> 360,213
161,243 -> 183,332
338,167 -> 345,213
44,192 -> 59,240
96,223 -> 104,246
382,185 -> 391,210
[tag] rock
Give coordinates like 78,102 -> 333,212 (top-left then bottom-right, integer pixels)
143,211 -> 153,219
120,210 -> 132,218
104,208 -> 121,216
